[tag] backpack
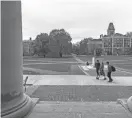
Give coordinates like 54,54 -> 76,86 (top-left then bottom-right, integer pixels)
111,66 -> 116,72
86,62 -> 89,65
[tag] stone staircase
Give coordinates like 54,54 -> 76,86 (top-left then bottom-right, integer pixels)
27,101 -> 132,118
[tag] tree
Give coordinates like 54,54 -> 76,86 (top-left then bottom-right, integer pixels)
72,42 -> 80,55
96,48 -> 102,56
79,38 -> 91,55
49,29 -> 72,57
33,33 -> 50,57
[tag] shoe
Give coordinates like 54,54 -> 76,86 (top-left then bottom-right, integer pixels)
108,79 -> 113,82
96,77 -> 99,80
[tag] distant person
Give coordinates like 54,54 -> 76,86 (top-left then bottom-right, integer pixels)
86,61 -> 89,66
100,62 -> 107,80
95,60 -> 100,79
106,61 -> 113,82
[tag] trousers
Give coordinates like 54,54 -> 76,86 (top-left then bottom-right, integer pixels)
107,72 -> 112,81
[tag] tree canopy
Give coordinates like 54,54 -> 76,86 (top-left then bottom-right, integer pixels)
49,29 -> 72,57
31,29 -> 72,57
33,33 -> 50,56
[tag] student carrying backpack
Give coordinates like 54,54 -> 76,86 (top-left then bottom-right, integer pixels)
106,61 -> 115,82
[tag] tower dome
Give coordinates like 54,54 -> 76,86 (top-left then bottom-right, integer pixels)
107,22 -> 115,36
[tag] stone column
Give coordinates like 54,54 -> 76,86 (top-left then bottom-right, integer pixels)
1,1 -> 33,118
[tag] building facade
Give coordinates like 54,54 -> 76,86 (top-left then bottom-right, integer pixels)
102,23 -> 132,55
23,38 -> 34,56
87,38 -> 103,55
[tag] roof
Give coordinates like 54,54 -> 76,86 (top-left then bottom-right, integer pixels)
91,39 -> 102,42
114,33 -> 124,36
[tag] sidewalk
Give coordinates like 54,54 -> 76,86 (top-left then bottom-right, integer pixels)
24,75 -> 132,118
27,101 -> 132,118
23,75 -> 132,86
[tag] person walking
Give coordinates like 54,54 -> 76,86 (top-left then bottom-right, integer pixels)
106,61 -> 113,82
95,60 -> 100,79
86,61 -> 89,66
100,62 -> 107,80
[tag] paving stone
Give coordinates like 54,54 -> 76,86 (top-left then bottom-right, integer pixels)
27,102 -> 132,118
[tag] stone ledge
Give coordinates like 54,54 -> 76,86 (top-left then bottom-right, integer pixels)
24,97 -> 39,118
117,98 -> 132,116
27,101 -> 131,118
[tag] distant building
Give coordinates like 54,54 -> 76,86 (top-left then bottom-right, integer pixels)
87,38 -> 103,55
101,22 -> 132,55
23,38 -> 34,56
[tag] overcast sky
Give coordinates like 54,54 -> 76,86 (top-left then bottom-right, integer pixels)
22,0 -> 132,43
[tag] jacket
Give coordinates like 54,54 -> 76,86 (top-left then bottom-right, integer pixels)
107,65 -> 112,72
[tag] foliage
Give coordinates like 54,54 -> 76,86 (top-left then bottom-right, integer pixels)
72,43 -> 80,55
96,48 -> 102,56
79,38 -> 92,55
49,29 -> 72,57
33,33 -> 50,56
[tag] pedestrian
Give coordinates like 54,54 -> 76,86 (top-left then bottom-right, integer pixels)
95,60 -> 100,79
106,61 -> 113,82
86,61 -> 89,66
100,62 -> 107,80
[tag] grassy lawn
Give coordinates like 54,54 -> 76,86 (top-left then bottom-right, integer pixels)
77,55 -> 132,70
23,55 -> 132,75
24,63 -> 73,72
23,55 -> 75,62
23,57 -> 85,75
23,70 -> 40,75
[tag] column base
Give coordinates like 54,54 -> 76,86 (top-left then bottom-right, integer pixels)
2,94 -> 33,118
127,96 -> 132,112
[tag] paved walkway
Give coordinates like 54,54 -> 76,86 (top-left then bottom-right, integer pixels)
72,54 -> 85,63
24,74 -> 132,118
23,75 -> 132,86
27,101 -> 132,118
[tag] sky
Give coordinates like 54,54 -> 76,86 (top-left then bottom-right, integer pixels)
22,0 -> 132,43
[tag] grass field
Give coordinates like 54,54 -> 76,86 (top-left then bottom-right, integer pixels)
23,56 -> 84,75
23,55 -> 132,76
77,55 -> 132,74
24,55 -> 132,102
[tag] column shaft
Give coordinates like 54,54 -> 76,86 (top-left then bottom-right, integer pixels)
1,1 -> 33,118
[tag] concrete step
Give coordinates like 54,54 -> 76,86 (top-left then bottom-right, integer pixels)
27,101 -> 132,118
31,85 -> 132,102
